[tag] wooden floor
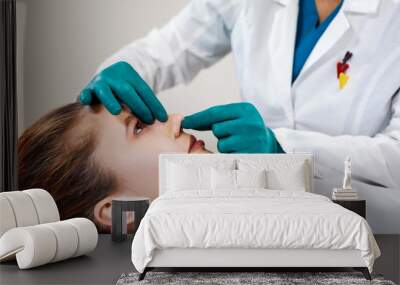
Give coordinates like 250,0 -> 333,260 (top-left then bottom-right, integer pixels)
0,235 -> 398,285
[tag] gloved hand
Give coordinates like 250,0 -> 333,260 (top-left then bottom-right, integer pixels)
182,102 -> 284,153
79,61 -> 168,124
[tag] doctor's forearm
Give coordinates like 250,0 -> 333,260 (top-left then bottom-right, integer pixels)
274,128 -> 400,189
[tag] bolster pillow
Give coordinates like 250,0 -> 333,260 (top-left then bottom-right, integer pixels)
0,218 -> 98,269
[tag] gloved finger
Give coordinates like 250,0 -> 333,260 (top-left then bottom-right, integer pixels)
124,63 -> 168,122
211,119 -> 261,138
228,134 -> 274,153
217,135 -> 242,153
212,120 -> 237,138
230,137 -> 265,153
108,79 -> 154,124
79,88 -> 93,105
93,81 -> 122,115
135,83 -> 168,123
182,103 -> 255,130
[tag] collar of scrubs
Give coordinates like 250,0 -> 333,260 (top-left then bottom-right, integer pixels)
291,0 -> 344,83
274,0 -> 380,14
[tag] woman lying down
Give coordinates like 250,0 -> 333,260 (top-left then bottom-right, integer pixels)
18,103 -> 211,233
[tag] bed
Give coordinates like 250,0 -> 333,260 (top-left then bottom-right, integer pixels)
131,154 -> 380,281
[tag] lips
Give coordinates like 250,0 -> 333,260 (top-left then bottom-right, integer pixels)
188,135 -> 205,153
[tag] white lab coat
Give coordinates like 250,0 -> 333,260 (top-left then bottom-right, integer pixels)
99,0 -> 400,233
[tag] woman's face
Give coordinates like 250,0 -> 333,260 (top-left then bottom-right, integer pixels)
91,106 -> 211,199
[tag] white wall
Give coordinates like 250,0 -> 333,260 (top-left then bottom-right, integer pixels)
16,0 -> 241,152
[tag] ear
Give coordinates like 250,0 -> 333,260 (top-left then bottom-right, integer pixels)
93,196 -> 113,231
93,196 -> 135,232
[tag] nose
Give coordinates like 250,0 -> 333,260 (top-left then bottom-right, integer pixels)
168,114 -> 183,138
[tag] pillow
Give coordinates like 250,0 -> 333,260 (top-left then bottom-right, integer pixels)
267,162 -> 306,191
237,159 -> 307,191
166,159 -> 236,192
211,169 -> 268,190
167,162 -> 211,191
166,158 -> 236,170
211,168 -> 236,190
236,169 -> 268,189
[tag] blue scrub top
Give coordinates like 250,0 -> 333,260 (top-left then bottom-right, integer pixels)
292,0 -> 343,83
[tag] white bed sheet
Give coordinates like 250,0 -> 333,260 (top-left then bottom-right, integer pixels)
131,190 -> 380,273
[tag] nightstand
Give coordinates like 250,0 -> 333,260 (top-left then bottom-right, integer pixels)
111,197 -> 150,242
332,199 -> 366,218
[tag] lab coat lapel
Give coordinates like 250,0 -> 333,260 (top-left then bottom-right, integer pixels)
299,11 -> 350,77
296,0 -> 381,81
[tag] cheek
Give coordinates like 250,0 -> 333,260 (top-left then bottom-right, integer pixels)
118,135 -> 187,199
104,130 -> 190,199
137,129 -> 188,154
126,134 -> 186,171
109,142 -> 161,199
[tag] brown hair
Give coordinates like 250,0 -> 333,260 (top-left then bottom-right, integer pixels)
17,103 -> 117,230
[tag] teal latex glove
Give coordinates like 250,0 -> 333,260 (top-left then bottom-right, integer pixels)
79,61 -> 167,124
182,103 -> 285,153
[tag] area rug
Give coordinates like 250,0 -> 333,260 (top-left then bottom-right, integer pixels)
116,271 -> 396,285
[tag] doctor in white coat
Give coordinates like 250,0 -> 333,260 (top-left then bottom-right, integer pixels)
80,0 -> 400,233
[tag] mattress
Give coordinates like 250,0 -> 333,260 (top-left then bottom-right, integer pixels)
131,190 -> 380,273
